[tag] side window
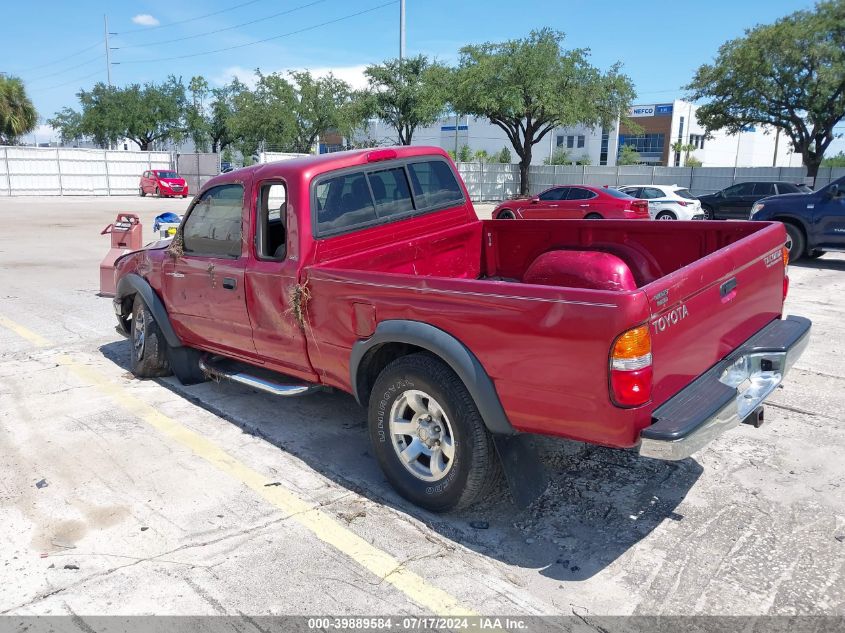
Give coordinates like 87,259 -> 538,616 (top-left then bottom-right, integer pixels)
257,182 -> 287,260
641,187 -> 664,199
774,183 -> 796,194
566,187 -> 596,200
539,187 -> 567,201
406,160 -> 464,209
367,167 -> 414,218
723,183 -> 753,196
315,171 -> 377,234
753,182 -> 775,196
182,184 -> 244,258
621,187 -> 641,198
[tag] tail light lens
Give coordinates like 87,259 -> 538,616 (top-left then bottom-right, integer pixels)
610,324 -> 653,407
677,200 -> 689,206
631,200 -> 649,216
782,245 -> 790,300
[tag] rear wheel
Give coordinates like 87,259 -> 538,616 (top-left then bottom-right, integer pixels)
585,213 -> 602,219
139,186 -> 146,197
656,211 -> 676,220
783,223 -> 806,262
497,209 -> 516,219
130,295 -> 171,378
368,353 -> 500,512
155,186 -> 160,197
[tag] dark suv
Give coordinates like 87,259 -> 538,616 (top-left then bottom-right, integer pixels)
698,181 -> 811,219
750,175 -> 845,261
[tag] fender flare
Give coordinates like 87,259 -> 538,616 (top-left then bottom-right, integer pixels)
116,273 -> 183,348
350,320 -> 516,435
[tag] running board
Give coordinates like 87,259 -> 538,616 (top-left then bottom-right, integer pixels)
199,357 -> 322,397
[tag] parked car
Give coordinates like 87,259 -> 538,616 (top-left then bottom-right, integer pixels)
493,185 -> 650,220
112,146 -> 809,512
750,175 -> 845,261
139,170 -> 190,198
618,184 -> 704,220
697,181 -> 809,220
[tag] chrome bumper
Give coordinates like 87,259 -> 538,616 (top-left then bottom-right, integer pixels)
638,316 -> 811,461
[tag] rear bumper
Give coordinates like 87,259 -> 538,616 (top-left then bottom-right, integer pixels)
638,315 -> 811,461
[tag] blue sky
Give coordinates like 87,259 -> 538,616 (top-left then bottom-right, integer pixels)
4,0 -> 839,154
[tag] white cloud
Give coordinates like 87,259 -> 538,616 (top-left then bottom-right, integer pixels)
211,64 -> 369,91
131,14 -> 160,27
23,124 -> 58,145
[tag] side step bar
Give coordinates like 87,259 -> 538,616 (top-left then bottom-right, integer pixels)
199,357 -> 322,397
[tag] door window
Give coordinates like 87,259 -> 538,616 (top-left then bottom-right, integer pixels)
753,182 -> 776,196
641,187 -> 665,199
621,187 -> 641,198
539,187 -> 567,201
181,184 -> 244,258
566,187 -> 597,200
723,183 -> 755,197
257,182 -> 287,260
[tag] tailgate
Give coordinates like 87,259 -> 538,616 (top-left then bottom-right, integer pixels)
645,222 -> 787,408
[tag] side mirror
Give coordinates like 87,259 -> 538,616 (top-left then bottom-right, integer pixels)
531,195 -> 540,203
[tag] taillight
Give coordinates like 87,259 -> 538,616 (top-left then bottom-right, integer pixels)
782,245 -> 790,300
631,200 -> 649,215
610,324 -> 653,407
677,200 -> 689,206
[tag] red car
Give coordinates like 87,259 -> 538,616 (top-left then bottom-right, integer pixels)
112,146 -> 808,512
493,184 -> 649,220
139,170 -> 189,198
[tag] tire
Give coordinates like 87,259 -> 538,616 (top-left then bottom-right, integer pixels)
585,213 -> 602,219
656,211 -> 676,220
701,205 -> 714,220
497,209 -> 516,219
368,353 -> 501,512
155,186 -> 160,197
129,295 -> 171,378
182,194 -> 188,199
783,223 -> 806,262
139,186 -> 146,197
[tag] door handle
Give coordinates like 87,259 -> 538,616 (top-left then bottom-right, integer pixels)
222,277 -> 237,290
579,204 -> 589,207
165,272 -> 185,278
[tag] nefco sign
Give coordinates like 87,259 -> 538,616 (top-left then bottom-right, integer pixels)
629,104 -> 674,117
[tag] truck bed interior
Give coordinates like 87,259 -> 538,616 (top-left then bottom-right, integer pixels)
313,217 -> 770,292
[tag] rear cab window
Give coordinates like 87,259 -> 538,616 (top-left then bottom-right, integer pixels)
312,157 -> 465,238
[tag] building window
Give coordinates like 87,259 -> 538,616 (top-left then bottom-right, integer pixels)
617,133 -> 665,162
577,135 -> 585,148
556,135 -> 565,148
567,136 -> 575,149
600,128 -> 609,165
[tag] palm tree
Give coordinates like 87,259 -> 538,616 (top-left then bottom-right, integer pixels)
0,76 -> 38,144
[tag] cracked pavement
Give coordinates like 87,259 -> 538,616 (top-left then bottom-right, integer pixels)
0,196 -> 843,617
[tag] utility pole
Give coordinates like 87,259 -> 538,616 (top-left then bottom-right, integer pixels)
104,15 -> 112,86
399,0 -> 406,60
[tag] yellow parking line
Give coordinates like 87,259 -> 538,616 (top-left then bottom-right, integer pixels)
2,316 -> 475,617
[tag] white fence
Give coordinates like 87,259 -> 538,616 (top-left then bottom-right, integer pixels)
0,146 -> 173,196
457,163 -> 845,202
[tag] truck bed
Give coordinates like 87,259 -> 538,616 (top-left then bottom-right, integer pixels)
305,216 -> 787,448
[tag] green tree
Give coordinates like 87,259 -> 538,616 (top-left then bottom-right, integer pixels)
544,148 -> 570,165
457,144 -> 472,162
495,147 -> 512,163
686,156 -> 703,168
473,148 -> 489,163
288,70 -> 361,153
452,28 -> 635,194
0,75 -> 37,144
362,55 -> 450,145
671,140 -> 697,165
618,144 -> 641,165
686,0 -> 845,180
228,73 -> 295,156
186,76 -> 235,153
49,78 -> 187,149
575,155 -> 592,166
821,151 -> 845,167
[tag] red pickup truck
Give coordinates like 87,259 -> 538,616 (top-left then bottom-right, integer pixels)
113,146 -> 810,512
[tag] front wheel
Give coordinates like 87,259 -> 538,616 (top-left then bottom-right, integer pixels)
130,295 -> 171,378
585,213 -> 602,219
701,205 -> 714,220
784,223 -> 806,262
155,186 -> 160,197
656,211 -> 676,220
139,186 -> 146,197
497,209 -> 516,219
368,353 -> 500,512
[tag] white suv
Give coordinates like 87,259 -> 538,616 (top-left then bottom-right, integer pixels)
618,184 -> 704,220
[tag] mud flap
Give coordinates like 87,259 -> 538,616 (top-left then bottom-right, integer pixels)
493,434 -> 550,509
